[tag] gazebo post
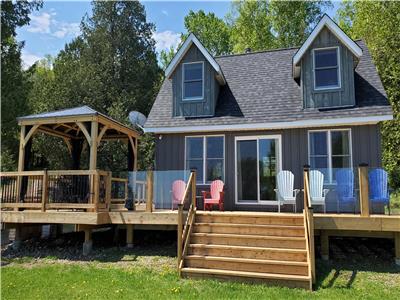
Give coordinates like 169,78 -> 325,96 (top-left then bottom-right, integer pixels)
89,121 -> 98,211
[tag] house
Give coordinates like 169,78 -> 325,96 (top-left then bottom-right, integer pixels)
144,15 -> 393,212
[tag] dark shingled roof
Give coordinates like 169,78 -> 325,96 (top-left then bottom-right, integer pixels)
145,40 -> 392,129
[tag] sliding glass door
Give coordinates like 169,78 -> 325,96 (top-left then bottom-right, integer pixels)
235,136 -> 281,204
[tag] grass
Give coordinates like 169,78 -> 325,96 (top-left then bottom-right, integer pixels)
2,243 -> 400,300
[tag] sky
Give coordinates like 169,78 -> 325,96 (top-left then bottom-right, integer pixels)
17,0 -> 340,68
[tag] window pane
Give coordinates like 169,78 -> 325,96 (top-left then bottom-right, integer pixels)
315,68 -> 338,88
332,156 -> 351,169
259,139 -> 277,201
310,132 -> 327,156
331,131 -> 350,155
186,137 -> 203,159
184,63 -> 202,81
184,81 -> 202,98
237,140 -> 258,202
310,156 -> 328,169
315,49 -> 337,68
186,159 -> 203,182
206,159 -> 223,182
207,137 -> 223,159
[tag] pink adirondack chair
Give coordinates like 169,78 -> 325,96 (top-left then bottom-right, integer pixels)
171,180 -> 186,210
202,180 -> 224,211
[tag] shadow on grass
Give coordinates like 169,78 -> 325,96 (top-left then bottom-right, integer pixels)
315,236 -> 400,290
2,227 -> 177,264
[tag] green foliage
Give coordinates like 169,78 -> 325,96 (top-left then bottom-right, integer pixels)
1,0 -> 42,171
184,10 -> 232,56
26,1 -> 161,171
336,1 -> 400,189
159,46 -> 177,71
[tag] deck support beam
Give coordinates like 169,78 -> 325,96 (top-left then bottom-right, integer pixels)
395,232 -> 400,266
320,230 -> 329,261
82,228 -> 93,256
126,224 -> 134,248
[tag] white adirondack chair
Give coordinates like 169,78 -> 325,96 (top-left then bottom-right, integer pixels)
309,170 -> 329,213
274,170 -> 300,213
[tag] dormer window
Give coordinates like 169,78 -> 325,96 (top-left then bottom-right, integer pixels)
313,47 -> 340,90
183,62 -> 204,100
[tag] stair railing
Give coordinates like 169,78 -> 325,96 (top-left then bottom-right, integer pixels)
303,166 -> 315,285
177,170 -> 197,274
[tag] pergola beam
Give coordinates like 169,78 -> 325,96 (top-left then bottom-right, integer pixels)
38,126 -> 77,140
76,122 -> 92,146
22,124 -> 40,147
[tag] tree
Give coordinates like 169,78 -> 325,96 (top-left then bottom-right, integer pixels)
269,0 -> 332,48
228,0 -> 275,53
183,10 -> 232,56
159,45 -> 177,71
1,0 -> 42,171
27,1 -> 162,171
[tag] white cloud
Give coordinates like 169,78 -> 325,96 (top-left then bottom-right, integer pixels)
27,12 -> 51,34
52,22 -> 80,38
21,51 -> 42,69
152,30 -> 181,53
25,11 -> 80,39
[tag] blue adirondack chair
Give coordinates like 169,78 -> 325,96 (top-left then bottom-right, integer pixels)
368,169 -> 390,214
335,169 -> 356,213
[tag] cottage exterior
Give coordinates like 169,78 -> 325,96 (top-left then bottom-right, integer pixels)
144,15 -> 393,212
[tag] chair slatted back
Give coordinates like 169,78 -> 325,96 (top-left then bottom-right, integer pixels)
336,169 -> 354,201
210,180 -> 224,199
310,170 -> 324,199
172,180 -> 186,203
368,169 -> 389,202
277,171 -> 294,199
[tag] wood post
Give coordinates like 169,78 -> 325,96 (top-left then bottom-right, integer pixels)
358,164 -> 370,217
89,121 -> 98,171
308,208 -> 315,284
191,170 -> 196,207
303,165 -> 310,209
93,170 -> 100,212
106,171 -> 112,211
321,230 -> 329,261
41,170 -> 48,212
83,228 -> 93,256
126,224 -> 134,248
395,232 -> 400,266
177,204 -> 183,270
16,126 -> 26,205
146,170 -> 153,212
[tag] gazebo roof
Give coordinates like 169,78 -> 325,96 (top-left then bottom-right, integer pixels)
17,105 -> 140,140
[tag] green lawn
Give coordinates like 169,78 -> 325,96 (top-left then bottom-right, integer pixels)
2,255 -> 400,300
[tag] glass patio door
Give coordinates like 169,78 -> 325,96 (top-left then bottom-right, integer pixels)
235,136 -> 281,204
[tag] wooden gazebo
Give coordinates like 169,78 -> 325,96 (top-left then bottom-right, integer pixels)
1,106 -> 140,212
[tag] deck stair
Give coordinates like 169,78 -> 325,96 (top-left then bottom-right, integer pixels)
180,211 -> 312,290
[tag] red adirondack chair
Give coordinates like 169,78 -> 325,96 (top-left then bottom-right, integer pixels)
202,180 -> 224,211
171,180 -> 186,210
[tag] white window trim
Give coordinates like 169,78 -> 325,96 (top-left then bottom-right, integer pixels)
308,128 -> 353,183
313,46 -> 341,91
184,134 -> 225,185
234,135 -> 283,205
182,61 -> 204,101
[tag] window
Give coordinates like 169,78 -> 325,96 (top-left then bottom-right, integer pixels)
309,129 -> 352,182
182,62 -> 203,100
185,136 -> 224,184
313,47 -> 340,90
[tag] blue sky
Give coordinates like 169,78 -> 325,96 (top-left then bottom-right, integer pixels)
17,0 -> 340,68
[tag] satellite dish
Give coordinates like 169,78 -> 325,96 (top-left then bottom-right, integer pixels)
129,111 -> 147,130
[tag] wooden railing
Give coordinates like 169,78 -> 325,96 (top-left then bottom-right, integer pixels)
177,170 -> 196,273
0,170 -> 113,212
303,166 -> 315,285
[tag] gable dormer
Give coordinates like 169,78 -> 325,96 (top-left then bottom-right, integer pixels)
165,34 -> 225,117
293,15 -> 363,109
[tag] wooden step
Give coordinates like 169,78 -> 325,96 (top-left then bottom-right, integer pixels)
181,267 -> 311,290
188,244 -> 307,262
190,233 -> 306,249
185,255 -> 308,276
196,213 -> 303,226
193,223 -> 305,237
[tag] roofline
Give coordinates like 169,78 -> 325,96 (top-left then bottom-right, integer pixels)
164,33 -> 226,85
292,14 -> 363,78
144,115 -> 393,134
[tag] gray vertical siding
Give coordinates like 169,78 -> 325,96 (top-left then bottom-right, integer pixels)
301,27 -> 356,109
171,44 -> 218,117
155,124 -> 382,211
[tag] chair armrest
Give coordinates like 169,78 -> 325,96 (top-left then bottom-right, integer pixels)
274,189 -> 278,193
323,189 -> 330,197
201,191 -> 210,198
219,191 -> 225,203
294,189 -> 300,196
